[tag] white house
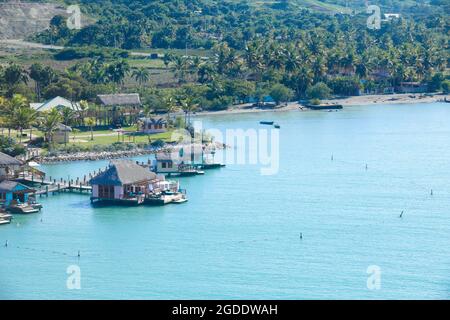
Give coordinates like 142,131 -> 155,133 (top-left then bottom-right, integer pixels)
30,96 -> 80,112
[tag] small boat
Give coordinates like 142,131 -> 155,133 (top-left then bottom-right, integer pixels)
260,121 -> 274,125
7,204 -> 40,214
305,104 -> 343,110
173,198 -> 188,204
0,213 -> 13,220
444,98 -> 450,103
31,202 -> 43,210
274,124 -> 280,129
196,163 -> 226,170
0,219 -> 11,226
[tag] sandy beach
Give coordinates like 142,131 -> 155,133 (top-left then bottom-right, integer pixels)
192,93 -> 449,117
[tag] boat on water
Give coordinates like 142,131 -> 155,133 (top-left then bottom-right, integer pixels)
0,210 -> 13,224
145,191 -> 187,206
7,204 -> 40,214
173,196 -> 188,204
196,163 -> 226,170
0,213 -> 13,220
260,121 -> 274,125
304,104 -> 343,110
273,124 -> 280,129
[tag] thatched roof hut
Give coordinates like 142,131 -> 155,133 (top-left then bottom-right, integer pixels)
97,94 -> 141,107
90,160 -> 157,186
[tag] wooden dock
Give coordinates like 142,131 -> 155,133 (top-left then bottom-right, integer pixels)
17,173 -> 93,197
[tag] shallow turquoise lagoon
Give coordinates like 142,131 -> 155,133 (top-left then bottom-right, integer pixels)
1,103 -> 450,299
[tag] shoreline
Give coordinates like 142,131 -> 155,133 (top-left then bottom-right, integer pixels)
192,93 -> 449,117
37,142 -> 225,164
35,94 -> 448,164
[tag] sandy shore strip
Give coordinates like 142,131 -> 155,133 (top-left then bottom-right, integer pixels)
192,93 -> 449,117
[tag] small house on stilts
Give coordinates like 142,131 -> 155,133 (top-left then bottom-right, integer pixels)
89,160 -> 183,205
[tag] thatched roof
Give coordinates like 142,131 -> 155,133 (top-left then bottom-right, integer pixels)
97,94 -> 141,106
89,160 -> 157,186
0,152 -> 22,167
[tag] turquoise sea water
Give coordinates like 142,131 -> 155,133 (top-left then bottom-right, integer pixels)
1,103 -> 450,299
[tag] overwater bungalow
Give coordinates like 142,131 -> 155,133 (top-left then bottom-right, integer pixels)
89,160 -> 181,205
153,152 -> 201,176
0,181 -> 39,213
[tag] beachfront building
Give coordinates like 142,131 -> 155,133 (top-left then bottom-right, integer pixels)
96,93 -> 142,126
30,96 -> 80,112
398,82 -> 428,94
0,152 -> 23,181
89,160 -> 164,204
0,181 -> 35,207
137,117 -> 168,134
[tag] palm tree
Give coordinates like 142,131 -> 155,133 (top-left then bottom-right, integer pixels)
164,95 -> 178,123
172,56 -> 190,83
78,100 -> 90,126
85,117 -> 96,141
13,106 -> 37,143
60,107 -> 76,127
0,97 -> 8,135
3,63 -> 28,92
142,104 -> 154,118
197,63 -> 216,84
179,97 -> 198,126
106,60 -> 130,89
7,95 -> 28,138
29,63 -> 56,100
132,67 -> 150,87
163,52 -> 174,69
40,109 -> 62,148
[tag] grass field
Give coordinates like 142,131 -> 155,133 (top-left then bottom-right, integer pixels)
64,130 -> 175,147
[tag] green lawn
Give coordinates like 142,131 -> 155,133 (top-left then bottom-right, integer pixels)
67,130 -> 175,147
